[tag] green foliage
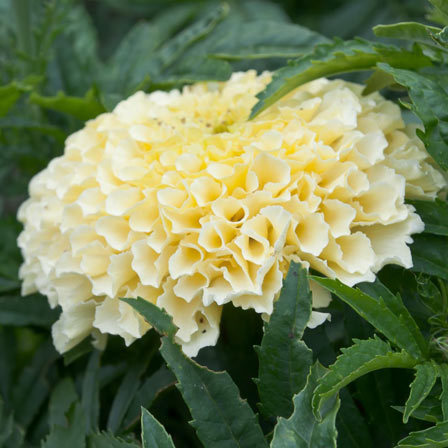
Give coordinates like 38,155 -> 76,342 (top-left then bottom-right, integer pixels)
411,234 -> 448,281
378,64 -> 448,171
125,297 -> 268,448
397,421 -> 448,447
141,407 -> 175,448
255,262 -> 313,418
409,199 -> 448,236
312,337 -> 418,417
0,294 -> 59,327
403,362 -> 439,423
29,88 -> 106,121
1,0 -> 448,447
373,22 -> 443,46
271,363 -> 340,448
311,277 -> 428,359
250,38 -> 431,117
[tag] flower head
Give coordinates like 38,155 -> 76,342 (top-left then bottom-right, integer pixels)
18,71 -> 446,356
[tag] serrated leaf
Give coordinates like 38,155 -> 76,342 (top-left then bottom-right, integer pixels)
42,403 -> 86,448
159,337 -> 268,448
393,394 -> 444,424
271,363 -> 340,448
122,366 -> 175,431
358,280 -> 428,358
439,364 -> 448,420
378,64 -> 448,171
82,350 -> 101,433
48,378 -> 78,429
89,432 -> 139,448
410,234 -> 448,281
256,262 -> 312,418
312,337 -> 418,417
0,294 -> 59,327
374,22 -> 442,46
29,88 -> 105,121
141,407 -> 175,448
121,297 -> 177,338
250,38 -> 431,117
397,421 -> 448,447
408,199 -> 448,236
403,362 -> 438,423
311,277 -> 426,359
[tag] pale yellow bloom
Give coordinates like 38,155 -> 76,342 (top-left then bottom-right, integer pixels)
17,72 -> 446,356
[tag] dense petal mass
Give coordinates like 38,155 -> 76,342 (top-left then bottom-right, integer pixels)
17,71 -> 446,356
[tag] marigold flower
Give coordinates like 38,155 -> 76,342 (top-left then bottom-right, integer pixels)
17,71 -> 446,356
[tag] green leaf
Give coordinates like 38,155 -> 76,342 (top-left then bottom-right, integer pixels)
311,277 -> 426,359
0,294 -> 59,327
336,389 -> 374,448
397,421 -> 448,447
0,397 -> 24,448
156,4 -> 229,74
432,26 -> 448,48
392,401 -> 443,424
122,366 -> 175,431
403,361 -> 438,423
101,22 -> 163,95
29,87 -> 105,121
89,432 -> 139,448
121,297 -> 177,338
411,234 -> 448,281
312,337 -> 418,418
363,69 -> 397,95
358,280 -> 428,358
63,336 -> 93,366
12,339 -> 59,428
439,364 -> 448,420
0,328 -> 15,408
0,82 -> 23,117
82,350 -> 101,433
408,199 -> 448,236
378,64 -> 448,171
42,403 -> 86,448
48,378 -> 78,429
0,117 -> 66,142
373,22 -> 442,45
159,337 -> 268,448
107,353 -> 152,434
141,407 -> 175,448
430,0 -> 448,18
0,277 -> 20,294
208,21 -> 329,60
250,38 -> 431,118
256,262 -> 312,418
271,363 -> 340,448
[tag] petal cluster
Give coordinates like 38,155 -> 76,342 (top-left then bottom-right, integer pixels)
17,71 -> 446,356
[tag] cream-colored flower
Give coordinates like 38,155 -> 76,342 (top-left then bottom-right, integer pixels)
17,71 -> 446,356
